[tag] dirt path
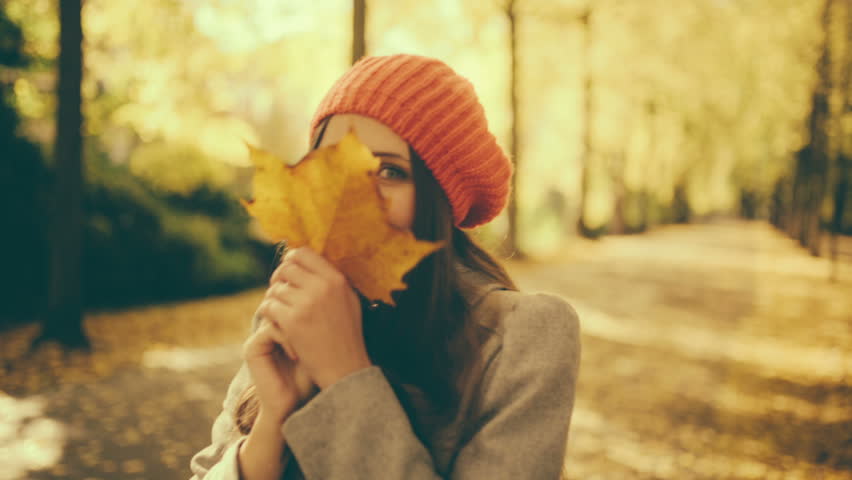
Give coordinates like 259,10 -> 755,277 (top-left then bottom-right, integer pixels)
507,220 -> 851,479
1,220 -> 849,479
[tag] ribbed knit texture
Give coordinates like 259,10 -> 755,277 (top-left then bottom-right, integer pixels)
310,54 -> 513,229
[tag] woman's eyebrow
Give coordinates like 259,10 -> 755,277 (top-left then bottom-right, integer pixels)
373,151 -> 411,162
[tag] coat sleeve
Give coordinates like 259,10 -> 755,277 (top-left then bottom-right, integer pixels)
188,311 -> 294,480
280,292 -> 582,480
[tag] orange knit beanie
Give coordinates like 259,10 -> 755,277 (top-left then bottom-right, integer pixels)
310,54 -> 513,229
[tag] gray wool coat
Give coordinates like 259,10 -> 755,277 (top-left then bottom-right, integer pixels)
189,263 -> 582,480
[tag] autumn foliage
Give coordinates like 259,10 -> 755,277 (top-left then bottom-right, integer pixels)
241,131 -> 442,306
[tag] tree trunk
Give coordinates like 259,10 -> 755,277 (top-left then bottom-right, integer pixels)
672,182 -> 690,224
352,0 -> 366,65
830,157 -> 849,279
610,177 -> 625,235
575,9 -> 596,238
805,0 -> 834,256
501,0 -> 524,258
788,161 -> 803,239
770,177 -> 791,231
790,0 -> 833,257
31,0 -> 89,351
640,101 -> 657,232
830,0 -> 851,279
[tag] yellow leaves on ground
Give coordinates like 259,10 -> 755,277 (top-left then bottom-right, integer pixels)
0,289 -> 265,396
241,131 -> 443,306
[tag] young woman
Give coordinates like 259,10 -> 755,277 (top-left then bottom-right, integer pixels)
189,54 -> 581,480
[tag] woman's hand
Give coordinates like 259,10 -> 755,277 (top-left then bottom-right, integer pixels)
242,316 -> 316,423
259,246 -> 373,390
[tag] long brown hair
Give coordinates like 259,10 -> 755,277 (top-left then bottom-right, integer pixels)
234,118 -> 517,438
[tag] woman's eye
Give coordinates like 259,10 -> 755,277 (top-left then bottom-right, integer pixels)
378,164 -> 408,180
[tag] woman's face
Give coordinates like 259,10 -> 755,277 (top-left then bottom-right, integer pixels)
317,114 -> 415,232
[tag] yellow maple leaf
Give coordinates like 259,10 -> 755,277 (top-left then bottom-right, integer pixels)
241,131 -> 443,306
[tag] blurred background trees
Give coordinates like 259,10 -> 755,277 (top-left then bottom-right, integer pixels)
1,0 -> 850,341
770,0 -> 851,259
0,3 -> 51,333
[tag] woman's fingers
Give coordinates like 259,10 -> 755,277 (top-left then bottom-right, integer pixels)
272,248 -> 350,299
269,258 -> 305,285
267,281 -> 296,306
270,258 -> 310,288
259,300 -> 299,361
259,317 -> 286,348
283,247 -> 337,277
277,337 -> 298,363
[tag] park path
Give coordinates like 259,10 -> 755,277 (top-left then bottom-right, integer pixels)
509,221 -> 851,479
0,220 -> 849,479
